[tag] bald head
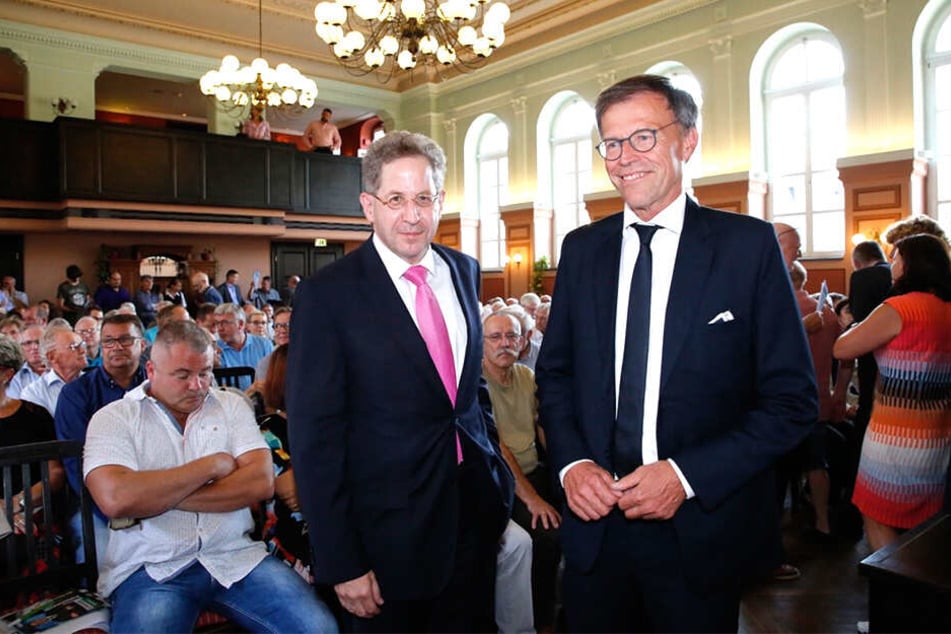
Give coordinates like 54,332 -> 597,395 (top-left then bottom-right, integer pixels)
773,222 -> 801,270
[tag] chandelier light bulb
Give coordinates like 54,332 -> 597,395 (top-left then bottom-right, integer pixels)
397,49 -> 417,69
314,0 -> 509,79
251,57 -> 269,74
221,55 -> 241,72
401,0 -> 426,20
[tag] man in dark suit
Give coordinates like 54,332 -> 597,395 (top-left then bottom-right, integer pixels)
848,240 -> 891,434
535,75 -> 817,632
287,131 -> 513,633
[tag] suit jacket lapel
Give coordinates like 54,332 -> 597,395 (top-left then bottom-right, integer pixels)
433,243 -> 479,410
594,213 -> 625,402
661,199 -> 715,390
357,240 -> 449,400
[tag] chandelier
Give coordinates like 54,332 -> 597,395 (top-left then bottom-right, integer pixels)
313,0 -> 511,81
200,0 -> 318,116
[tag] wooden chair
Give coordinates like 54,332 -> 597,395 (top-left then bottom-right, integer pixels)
213,366 -> 255,388
0,440 -> 98,606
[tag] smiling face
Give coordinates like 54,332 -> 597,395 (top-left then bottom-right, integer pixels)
599,91 -> 697,222
359,155 -> 443,265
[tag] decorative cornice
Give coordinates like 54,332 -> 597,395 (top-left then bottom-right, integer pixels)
708,36 -> 733,58
858,0 -> 887,19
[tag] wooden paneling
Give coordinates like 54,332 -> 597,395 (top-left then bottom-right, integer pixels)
0,119 -> 57,201
435,217 -> 460,249
101,128 -> 174,198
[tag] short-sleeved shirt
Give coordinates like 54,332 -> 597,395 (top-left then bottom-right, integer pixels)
83,383 -> 269,597
484,364 -> 540,475
218,335 -> 274,390
56,280 -> 90,315
19,369 -> 66,416
6,363 -> 43,400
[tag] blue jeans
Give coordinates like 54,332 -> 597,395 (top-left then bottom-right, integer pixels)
109,556 -> 338,633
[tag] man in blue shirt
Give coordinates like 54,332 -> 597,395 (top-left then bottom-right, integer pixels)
248,275 -> 282,309
94,271 -> 133,313
214,303 -> 272,390
55,312 -> 148,562
133,275 -> 161,328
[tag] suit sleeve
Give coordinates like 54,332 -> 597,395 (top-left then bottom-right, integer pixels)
286,276 -> 370,585
671,224 -> 817,510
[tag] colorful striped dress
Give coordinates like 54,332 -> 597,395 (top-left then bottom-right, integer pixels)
852,292 -> 951,529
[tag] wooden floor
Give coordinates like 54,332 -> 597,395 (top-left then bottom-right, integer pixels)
740,512 -> 871,634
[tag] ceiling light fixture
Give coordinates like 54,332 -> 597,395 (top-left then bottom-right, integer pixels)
313,0 -> 510,82
201,0 -> 318,116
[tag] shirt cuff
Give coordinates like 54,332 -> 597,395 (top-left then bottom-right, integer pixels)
558,459 -> 594,486
667,459 -> 695,500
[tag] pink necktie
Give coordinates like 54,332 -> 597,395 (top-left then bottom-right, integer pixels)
403,265 -> 463,463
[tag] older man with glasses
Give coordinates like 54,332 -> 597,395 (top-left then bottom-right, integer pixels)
20,323 -> 88,415
75,315 -> 102,367
7,324 -> 46,398
214,303 -> 272,390
55,312 -> 148,564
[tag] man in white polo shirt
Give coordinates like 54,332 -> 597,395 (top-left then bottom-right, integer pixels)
83,320 -> 337,633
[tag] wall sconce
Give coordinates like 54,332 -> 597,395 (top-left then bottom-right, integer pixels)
511,253 -> 524,268
52,98 -> 77,115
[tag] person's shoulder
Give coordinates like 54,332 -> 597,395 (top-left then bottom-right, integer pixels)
19,399 -> 53,423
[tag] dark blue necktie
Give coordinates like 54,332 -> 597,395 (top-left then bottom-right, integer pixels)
613,223 -> 660,476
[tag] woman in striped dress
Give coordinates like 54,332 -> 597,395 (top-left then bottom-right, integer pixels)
834,233 -> 951,551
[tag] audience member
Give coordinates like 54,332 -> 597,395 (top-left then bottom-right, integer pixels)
2,275 -> 28,307
144,303 -> 190,345
495,520 -> 535,634
834,233 -> 951,551
83,321 -> 338,633
535,74 -> 816,631
33,300 -> 53,324
533,302 -> 550,346
0,334 -> 63,539
0,315 -> 23,339
217,269 -> 246,306
191,272 -> 223,306
884,215 -> 950,251
55,312 -> 148,562
7,325 -> 46,398
286,130 -> 512,632
20,323 -> 87,415
519,292 -> 541,317
75,315 -> 102,367
163,277 -> 188,308
849,240 -> 892,436
483,310 -> 561,632
303,108 -> 341,154
246,310 -> 268,337
785,261 -> 849,541
133,275 -> 161,327
281,275 -> 301,307
214,303 -> 272,390
249,275 -> 282,309
254,307 -> 291,381
242,103 -> 271,140
94,271 -> 132,313
195,302 -> 219,337
56,265 -> 91,325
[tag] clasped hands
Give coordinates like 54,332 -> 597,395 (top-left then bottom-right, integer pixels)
562,460 -> 686,521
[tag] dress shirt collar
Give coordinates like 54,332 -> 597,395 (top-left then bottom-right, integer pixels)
622,192 -> 687,236
372,234 -> 438,284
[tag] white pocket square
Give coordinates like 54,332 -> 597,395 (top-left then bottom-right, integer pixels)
707,310 -> 735,325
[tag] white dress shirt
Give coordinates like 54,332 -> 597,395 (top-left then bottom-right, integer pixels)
373,235 -> 468,390
19,369 -> 66,415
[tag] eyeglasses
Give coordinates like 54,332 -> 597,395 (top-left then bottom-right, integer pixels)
214,320 -> 237,328
485,333 -> 521,344
67,341 -> 87,352
596,121 -> 679,161
273,323 -> 290,331
248,320 -> 267,326
20,339 -> 40,348
370,192 -> 437,211
101,335 -> 140,349
77,328 -> 97,336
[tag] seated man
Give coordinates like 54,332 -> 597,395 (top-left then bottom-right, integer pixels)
83,320 -> 338,633
482,310 -> 561,632
214,303 -> 273,390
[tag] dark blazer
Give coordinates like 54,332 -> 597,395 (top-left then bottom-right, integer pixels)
287,240 -> 513,600
535,199 -> 817,592
849,262 -> 891,322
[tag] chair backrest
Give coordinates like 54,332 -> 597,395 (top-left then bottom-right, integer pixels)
0,440 -> 98,604
213,366 -> 255,388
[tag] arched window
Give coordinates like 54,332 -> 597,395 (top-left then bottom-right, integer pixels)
550,96 -> 595,262
475,117 -> 509,269
762,29 -> 846,257
648,62 -> 704,187
923,4 -> 951,227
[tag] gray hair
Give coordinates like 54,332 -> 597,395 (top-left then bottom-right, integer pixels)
498,306 -> 534,335
361,131 -> 446,194
0,333 -> 24,371
483,309 -> 523,336
214,302 -> 245,323
519,293 -> 541,309
154,320 -> 215,356
595,74 -> 698,136
40,323 -> 76,359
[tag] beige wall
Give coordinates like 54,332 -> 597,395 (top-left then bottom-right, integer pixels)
23,232 -> 270,303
